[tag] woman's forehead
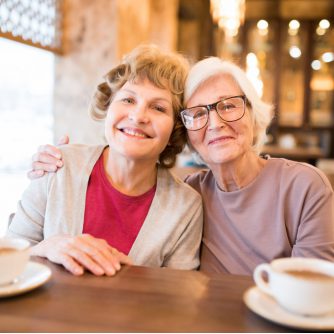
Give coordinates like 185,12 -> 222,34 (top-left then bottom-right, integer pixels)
115,78 -> 173,107
187,73 -> 242,106
121,77 -> 169,94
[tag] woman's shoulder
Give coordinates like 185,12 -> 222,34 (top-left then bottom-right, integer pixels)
268,158 -> 333,190
59,144 -> 105,159
54,144 -> 106,180
158,167 -> 203,202
183,168 -> 213,191
59,144 -> 105,168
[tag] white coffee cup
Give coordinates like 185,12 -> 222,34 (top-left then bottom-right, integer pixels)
0,237 -> 30,285
254,257 -> 334,316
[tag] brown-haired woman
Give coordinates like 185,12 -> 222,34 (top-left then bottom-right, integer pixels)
8,45 -> 203,276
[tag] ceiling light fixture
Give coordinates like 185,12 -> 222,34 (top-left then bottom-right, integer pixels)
210,0 -> 245,38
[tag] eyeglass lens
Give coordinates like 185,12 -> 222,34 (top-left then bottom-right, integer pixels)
182,96 -> 245,130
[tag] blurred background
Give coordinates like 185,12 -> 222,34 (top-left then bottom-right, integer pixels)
0,0 -> 334,233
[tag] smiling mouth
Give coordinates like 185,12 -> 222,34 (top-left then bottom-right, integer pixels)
119,128 -> 151,139
208,136 -> 234,145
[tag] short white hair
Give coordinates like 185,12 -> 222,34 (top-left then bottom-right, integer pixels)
184,57 -> 274,154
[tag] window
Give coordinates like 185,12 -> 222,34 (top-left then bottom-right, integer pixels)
0,0 -> 63,53
0,38 -> 54,235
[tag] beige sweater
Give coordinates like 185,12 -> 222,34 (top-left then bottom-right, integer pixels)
8,145 -> 203,270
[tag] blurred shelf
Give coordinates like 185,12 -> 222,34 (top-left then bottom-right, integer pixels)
262,145 -> 324,162
278,125 -> 334,131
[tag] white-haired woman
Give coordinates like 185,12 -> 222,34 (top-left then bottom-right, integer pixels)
181,57 -> 334,274
28,57 -> 334,276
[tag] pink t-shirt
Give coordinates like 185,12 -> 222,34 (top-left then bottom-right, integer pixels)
83,154 -> 156,255
185,158 -> 334,275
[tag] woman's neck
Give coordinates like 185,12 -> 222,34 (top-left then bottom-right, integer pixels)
209,152 -> 267,192
103,147 -> 158,196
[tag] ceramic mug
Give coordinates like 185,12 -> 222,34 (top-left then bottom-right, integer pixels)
0,237 -> 30,285
253,257 -> 334,316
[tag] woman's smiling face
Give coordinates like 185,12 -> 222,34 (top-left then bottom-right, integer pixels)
186,74 -> 254,167
105,77 -> 174,164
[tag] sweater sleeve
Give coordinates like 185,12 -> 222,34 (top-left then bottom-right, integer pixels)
162,198 -> 203,270
6,174 -> 50,245
292,171 -> 334,261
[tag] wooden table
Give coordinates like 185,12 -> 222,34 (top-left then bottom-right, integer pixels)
0,259 -> 292,332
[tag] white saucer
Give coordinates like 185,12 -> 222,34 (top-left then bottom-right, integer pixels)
0,261 -> 51,298
243,286 -> 334,330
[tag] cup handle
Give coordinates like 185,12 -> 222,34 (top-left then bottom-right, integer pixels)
253,263 -> 273,296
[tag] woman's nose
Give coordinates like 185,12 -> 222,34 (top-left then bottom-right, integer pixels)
128,104 -> 149,123
207,109 -> 225,130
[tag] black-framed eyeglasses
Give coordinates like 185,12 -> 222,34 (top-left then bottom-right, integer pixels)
180,95 -> 247,131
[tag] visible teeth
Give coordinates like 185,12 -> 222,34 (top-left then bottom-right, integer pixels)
123,129 -> 147,138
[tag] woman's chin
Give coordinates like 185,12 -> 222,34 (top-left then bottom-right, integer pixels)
205,146 -> 240,165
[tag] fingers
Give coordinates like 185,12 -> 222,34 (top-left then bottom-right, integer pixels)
38,234 -> 131,277
113,249 -> 133,266
37,144 -> 62,160
78,235 -> 123,276
29,140 -> 67,180
61,254 -> 85,276
57,135 -> 70,146
32,157 -> 62,173
66,247 -> 105,276
30,146 -> 63,179
32,239 -> 84,276
27,169 -> 45,180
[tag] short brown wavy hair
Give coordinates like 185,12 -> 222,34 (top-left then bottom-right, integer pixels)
90,44 -> 189,168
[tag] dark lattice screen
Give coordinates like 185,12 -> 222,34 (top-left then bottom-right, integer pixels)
0,0 -> 62,53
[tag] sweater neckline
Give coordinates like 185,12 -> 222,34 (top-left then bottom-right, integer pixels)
214,157 -> 274,194
97,152 -> 156,200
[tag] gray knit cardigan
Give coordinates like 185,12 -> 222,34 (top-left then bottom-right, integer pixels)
8,145 -> 203,270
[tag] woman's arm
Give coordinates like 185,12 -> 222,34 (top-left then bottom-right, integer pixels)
10,152 -> 132,276
292,183 -> 334,260
8,174 -> 49,243
9,189 -> 132,276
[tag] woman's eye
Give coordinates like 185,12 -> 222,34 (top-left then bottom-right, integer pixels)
194,110 -> 207,118
221,104 -> 235,111
122,97 -> 134,104
153,105 -> 166,113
